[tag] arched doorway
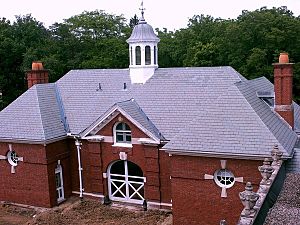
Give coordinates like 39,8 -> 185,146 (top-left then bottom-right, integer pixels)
108,160 -> 145,204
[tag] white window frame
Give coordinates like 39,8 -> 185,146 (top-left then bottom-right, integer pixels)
213,169 -> 235,189
7,151 -> 18,167
112,122 -> 133,148
55,164 -> 65,203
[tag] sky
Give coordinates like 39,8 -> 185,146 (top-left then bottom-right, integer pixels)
0,0 -> 299,30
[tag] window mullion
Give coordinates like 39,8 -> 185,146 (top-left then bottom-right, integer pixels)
125,161 -> 129,200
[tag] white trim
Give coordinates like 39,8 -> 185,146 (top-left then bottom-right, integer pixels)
55,164 -> 65,202
102,136 -> 114,142
117,107 -> 160,143
138,138 -> 159,145
164,149 -> 291,160
102,136 -> 153,145
72,191 -> 104,198
81,106 -> 120,137
113,122 -> 132,145
82,135 -> 104,142
81,105 -> 160,144
213,169 -> 235,189
147,201 -> 172,207
7,151 -> 18,167
108,160 -> 145,204
75,139 -> 84,198
112,143 -> 133,148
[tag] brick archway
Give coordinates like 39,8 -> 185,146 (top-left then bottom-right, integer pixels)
107,160 -> 145,204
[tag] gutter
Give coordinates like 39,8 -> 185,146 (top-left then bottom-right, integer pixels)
163,148 -> 292,161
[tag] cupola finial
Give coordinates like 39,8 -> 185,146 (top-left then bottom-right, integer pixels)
139,0 -> 146,18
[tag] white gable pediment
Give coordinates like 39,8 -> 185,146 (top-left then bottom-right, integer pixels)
81,104 -> 160,145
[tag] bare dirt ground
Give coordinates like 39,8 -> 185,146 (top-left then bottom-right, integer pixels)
0,197 -> 172,225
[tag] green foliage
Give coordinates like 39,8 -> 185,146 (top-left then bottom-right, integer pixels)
0,15 -> 49,107
1,7 -> 300,109
158,6 -> 300,100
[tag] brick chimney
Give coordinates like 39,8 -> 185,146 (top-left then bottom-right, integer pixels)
273,53 -> 294,129
26,61 -> 49,89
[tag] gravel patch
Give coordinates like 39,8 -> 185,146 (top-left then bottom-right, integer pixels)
264,173 -> 300,225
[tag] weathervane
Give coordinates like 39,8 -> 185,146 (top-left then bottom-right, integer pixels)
139,0 -> 146,18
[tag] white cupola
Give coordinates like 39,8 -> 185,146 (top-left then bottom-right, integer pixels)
126,9 -> 160,84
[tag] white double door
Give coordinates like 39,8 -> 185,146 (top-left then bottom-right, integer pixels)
108,160 -> 145,204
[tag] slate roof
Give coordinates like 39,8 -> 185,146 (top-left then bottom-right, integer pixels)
162,77 -> 298,158
115,99 -> 164,140
0,66 -> 298,158
0,84 -> 66,143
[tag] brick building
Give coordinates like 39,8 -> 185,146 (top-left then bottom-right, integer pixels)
0,11 -> 299,225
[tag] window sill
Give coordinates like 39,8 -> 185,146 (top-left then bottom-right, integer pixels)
112,143 -> 133,148
57,198 -> 66,204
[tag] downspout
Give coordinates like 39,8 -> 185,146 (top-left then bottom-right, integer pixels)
75,138 -> 84,199
158,145 -> 162,208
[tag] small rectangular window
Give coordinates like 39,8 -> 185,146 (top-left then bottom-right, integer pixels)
126,134 -> 132,142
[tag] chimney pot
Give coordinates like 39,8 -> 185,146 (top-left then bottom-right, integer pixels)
26,61 -> 49,89
32,61 -> 44,70
279,52 -> 289,64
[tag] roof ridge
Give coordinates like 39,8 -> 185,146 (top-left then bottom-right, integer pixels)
54,83 -> 70,133
235,80 -> 297,155
33,86 -> 47,141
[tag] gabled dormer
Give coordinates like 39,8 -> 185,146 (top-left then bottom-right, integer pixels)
81,99 -> 164,146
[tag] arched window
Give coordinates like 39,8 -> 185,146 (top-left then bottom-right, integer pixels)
108,160 -> 145,203
130,47 -> 133,65
154,46 -> 157,65
135,46 -> 141,65
145,46 -> 151,65
114,122 -> 132,144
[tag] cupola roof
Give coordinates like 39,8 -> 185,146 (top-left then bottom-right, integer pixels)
127,16 -> 160,43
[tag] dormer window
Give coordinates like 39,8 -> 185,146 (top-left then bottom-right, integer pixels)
256,91 -> 274,108
114,122 -> 132,145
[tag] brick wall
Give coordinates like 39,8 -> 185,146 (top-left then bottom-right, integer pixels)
0,142 -> 51,207
273,62 -> 294,128
45,140 -> 72,207
71,114 -> 172,207
0,140 -> 71,208
171,155 -> 262,225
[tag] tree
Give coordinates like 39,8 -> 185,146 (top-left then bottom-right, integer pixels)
0,15 -> 50,108
129,14 -> 139,28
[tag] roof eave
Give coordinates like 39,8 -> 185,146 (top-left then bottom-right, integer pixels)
0,135 -> 67,145
163,148 -> 292,160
